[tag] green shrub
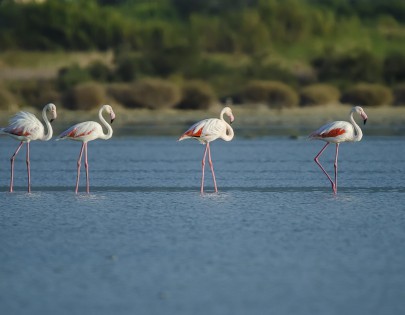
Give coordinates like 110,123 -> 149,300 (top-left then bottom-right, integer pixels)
312,48 -> 383,84
106,83 -> 133,107
63,82 -> 106,110
57,64 -> 92,90
243,61 -> 298,86
87,61 -> 113,82
393,84 -> 405,106
114,53 -> 155,81
384,52 -> 405,85
0,84 -> 18,110
341,83 -> 393,107
300,84 -> 341,106
9,80 -> 60,109
120,79 -> 181,109
243,80 -> 299,108
177,80 -> 217,110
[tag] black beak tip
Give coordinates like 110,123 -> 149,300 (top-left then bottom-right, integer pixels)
50,119 -> 55,123
111,119 -> 115,124
364,119 -> 367,125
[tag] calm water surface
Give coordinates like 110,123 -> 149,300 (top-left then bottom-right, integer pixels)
0,136 -> 404,315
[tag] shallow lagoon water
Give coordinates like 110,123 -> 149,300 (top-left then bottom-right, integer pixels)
0,136 -> 404,315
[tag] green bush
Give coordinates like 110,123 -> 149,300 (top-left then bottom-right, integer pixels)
312,48 -> 383,84
0,84 -> 18,110
393,84 -> 405,106
341,83 -> 393,107
300,84 -> 341,106
87,61 -> 113,82
243,80 -> 299,108
383,52 -> 405,85
9,80 -> 60,109
63,82 -> 106,110
57,64 -> 92,90
110,79 -> 181,109
114,53 -> 155,81
177,80 -> 217,110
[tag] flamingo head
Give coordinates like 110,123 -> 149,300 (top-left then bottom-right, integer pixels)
104,104 -> 116,123
353,106 -> 368,125
46,103 -> 57,123
222,106 -> 235,124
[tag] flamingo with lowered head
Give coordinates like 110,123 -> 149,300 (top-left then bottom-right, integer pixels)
309,106 -> 368,194
0,103 -> 57,193
179,106 -> 235,194
57,104 -> 115,194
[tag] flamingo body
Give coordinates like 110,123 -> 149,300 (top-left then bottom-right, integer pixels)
0,103 -> 57,192
309,121 -> 356,144
179,118 -> 231,144
57,104 -> 115,193
309,106 -> 368,194
1,112 -> 47,142
58,121 -> 105,142
179,107 -> 235,194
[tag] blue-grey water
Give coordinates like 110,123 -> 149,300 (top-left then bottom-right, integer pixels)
0,136 -> 404,315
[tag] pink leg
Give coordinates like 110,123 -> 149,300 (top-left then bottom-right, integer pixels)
334,143 -> 339,194
314,142 -> 336,192
9,142 -> 24,193
26,142 -> 31,193
75,142 -> 85,194
207,143 -> 218,193
84,143 -> 90,194
201,144 -> 208,194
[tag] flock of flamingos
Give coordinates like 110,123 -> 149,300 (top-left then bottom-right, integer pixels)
0,103 -> 368,195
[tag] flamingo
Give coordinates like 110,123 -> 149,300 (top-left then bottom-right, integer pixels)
57,104 -> 115,194
0,103 -> 57,193
178,106 -> 235,194
309,106 -> 368,194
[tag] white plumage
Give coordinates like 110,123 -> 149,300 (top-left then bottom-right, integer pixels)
0,103 -> 57,192
178,106 -> 235,194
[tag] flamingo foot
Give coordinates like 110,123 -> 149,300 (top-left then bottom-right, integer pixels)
332,183 -> 337,194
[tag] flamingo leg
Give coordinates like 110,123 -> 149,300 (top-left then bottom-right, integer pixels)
9,141 -> 24,193
201,144 -> 209,194
84,142 -> 90,194
314,142 -> 336,192
207,143 -> 218,193
334,143 -> 339,194
26,142 -> 31,193
75,142 -> 85,194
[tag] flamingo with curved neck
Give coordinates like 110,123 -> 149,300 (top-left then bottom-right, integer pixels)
0,103 -> 57,192
178,106 -> 235,194
57,104 -> 115,193
309,106 -> 368,194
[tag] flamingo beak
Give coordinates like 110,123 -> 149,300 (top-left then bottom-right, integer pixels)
110,112 -> 116,123
363,119 -> 367,125
50,111 -> 57,123
230,115 -> 235,124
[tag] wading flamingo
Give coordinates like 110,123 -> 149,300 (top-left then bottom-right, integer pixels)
0,103 -> 57,193
57,104 -> 115,194
178,106 -> 234,194
309,106 -> 368,194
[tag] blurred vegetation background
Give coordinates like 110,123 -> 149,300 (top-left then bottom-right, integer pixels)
0,0 -> 405,111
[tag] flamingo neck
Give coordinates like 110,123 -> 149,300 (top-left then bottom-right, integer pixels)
42,107 -> 53,141
219,108 -> 234,141
98,106 -> 113,140
350,111 -> 363,142
223,124 -> 234,141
